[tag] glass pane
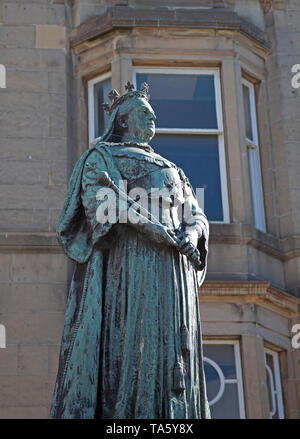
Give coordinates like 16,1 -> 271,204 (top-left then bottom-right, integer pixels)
265,353 -> 278,419
203,344 -> 236,379
209,383 -> 240,419
242,84 -> 253,141
203,361 -> 222,404
94,77 -> 111,139
150,134 -> 223,222
136,73 -> 218,129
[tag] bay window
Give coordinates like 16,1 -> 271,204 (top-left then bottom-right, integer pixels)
134,68 -> 229,223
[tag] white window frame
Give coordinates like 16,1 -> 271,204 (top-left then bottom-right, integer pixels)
88,71 -> 111,145
264,348 -> 285,419
203,340 -> 246,419
133,67 -> 229,224
242,78 -> 266,232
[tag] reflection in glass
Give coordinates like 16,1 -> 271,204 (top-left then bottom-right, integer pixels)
150,134 -> 223,221
204,344 -> 236,379
203,344 -> 241,419
242,84 -> 253,141
137,73 -> 218,129
209,383 -> 240,419
204,362 -> 222,403
94,77 -> 111,139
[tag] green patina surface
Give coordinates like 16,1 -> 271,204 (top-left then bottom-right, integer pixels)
50,85 -> 210,419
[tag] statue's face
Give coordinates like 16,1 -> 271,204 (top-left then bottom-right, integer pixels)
119,97 -> 156,143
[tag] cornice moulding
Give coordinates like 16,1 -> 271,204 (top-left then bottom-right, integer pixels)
199,280 -> 300,318
71,6 -> 271,52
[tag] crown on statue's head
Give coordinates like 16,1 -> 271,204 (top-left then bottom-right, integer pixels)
102,81 -> 150,115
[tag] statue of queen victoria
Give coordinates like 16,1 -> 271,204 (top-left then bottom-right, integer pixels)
50,82 -> 210,419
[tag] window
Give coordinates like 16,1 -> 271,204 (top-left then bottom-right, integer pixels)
203,340 -> 245,419
242,78 -> 266,232
264,348 -> 284,419
134,68 -> 229,223
88,72 -> 112,145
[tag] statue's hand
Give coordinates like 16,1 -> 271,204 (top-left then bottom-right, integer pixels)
175,232 -> 205,270
177,235 -> 199,258
183,229 -> 198,248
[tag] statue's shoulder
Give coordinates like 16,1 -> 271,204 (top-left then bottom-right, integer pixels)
80,143 -> 114,167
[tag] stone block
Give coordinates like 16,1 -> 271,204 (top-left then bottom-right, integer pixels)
0,90 -> 43,114
0,109 -> 49,139
0,137 -> 68,161
72,4 -> 106,27
0,208 -> 50,232
0,25 -> 35,48
207,242 -> 248,277
199,302 -> 254,323
48,345 -> 60,376
0,345 -> 18,376
33,312 -> 65,345
0,184 -> 66,210
2,3 -> 65,26
256,306 -> 289,335
41,92 -> 67,116
234,0 -> 265,31
6,70 -> 48,92
240,334 -> 270,419
1,312 -> 37,345
45,375 -> 56,408
248,246 -> 285,290
274,165 -> 292,193
262,168 -> 275,197
279,212 -> 295,239
17,345 -> 48,376
36,25 -> 66,49
2,0 -> 51,3
0,254 -> 12,282
0,375 -> 47,406
48,71 -> 66,93
0,406 -> 48,419
0,159 -> 68,185
49,114 -> 67,137
49,208 -> 62,232
269,121 -> 287,169
1,310 -> 65,344
0,282 -> 67,313
0,48 -> 66,71
274,9 -> 300,33
10,252 -> 68,283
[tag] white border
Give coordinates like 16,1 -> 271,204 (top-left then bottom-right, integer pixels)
264,348 -> 285,419
88,71 -> 111,145
203,340 -> 246,419
242,78 -> 266,232
133,67 -> 229,223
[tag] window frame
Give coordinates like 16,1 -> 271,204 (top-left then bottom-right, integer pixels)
242,77 -> 266,232
264,347 -> 285,419
133,67 -> 229,224
203,339 -> 246,419
88,71 -> 111,145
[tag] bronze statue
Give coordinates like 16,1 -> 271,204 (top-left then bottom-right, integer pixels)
50,82 -> 210,419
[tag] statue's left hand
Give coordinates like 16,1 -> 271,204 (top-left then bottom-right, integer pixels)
177,235 -> 199,259
174,230 -> 206,271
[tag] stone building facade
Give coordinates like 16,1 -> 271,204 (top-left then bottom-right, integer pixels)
0,0 -> 300,418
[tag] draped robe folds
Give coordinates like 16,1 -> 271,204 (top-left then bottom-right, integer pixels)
50,142 -> 210,419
